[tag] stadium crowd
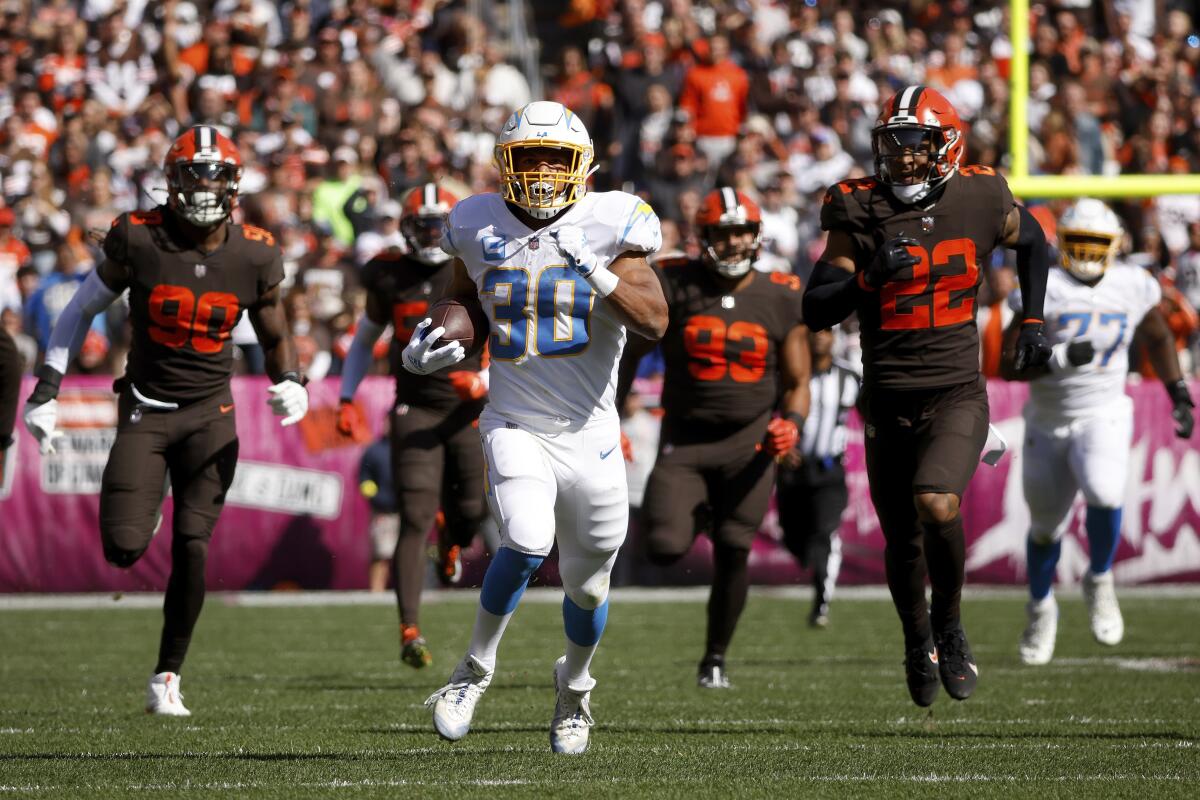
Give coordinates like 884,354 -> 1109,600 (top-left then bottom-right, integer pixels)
2,0 -> 1200,380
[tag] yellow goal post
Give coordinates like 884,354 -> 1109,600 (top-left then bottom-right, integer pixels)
1006,0 -> 1200,198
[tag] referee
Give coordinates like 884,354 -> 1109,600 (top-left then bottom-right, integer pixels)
777,327 -> 860,628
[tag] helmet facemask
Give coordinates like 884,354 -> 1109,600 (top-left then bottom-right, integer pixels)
403,214 -> 451,265
1059,229 -> 1118,282
872,124 -> 957,205
169,161 -> 240,227
496,141 -> 593,220
702,223 -> 762,279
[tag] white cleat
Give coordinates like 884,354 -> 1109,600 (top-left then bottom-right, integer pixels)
425,654 -> 492,741
1082,570 -> 1124,646
145,672 -> 191,716
550,656 -> 594,755
1019,595 -> 1058,665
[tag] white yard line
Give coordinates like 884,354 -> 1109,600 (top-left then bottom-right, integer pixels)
2,584 -> 1200,611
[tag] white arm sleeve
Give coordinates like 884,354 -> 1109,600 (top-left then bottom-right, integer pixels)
43,270 -> 120,375
338,316 -> 386,401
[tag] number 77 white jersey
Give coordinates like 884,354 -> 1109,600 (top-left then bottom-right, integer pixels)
443,190 -> 662,431
1010,263 -> 1161,420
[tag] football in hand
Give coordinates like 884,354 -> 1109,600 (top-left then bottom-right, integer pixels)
425,298 -> 489,357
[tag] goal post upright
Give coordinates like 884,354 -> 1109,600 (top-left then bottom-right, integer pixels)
1004,0 -> 1200,198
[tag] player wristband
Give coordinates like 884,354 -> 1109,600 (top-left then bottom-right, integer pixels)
586,267 -> 620,297
27,364 -> 64,405
280,371 -> 308,386
855,272 -> 876,292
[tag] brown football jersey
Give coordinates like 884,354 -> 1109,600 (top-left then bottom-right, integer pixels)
360,252 -> 484,410
102,207 -> 283,403
657,259 -> 804,427
820,167 -> 1015,390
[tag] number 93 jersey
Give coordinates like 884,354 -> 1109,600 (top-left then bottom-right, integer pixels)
821,168 -> 1015,390
444,191 -> 661,431
1010,263 -> 1161,420
103,207 -> 284,403
656,258 -> 804,428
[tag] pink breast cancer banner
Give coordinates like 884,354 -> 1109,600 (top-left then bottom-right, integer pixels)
1,376 -> 1198,592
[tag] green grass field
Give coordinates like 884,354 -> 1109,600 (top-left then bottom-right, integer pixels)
1,589 -> 1198,798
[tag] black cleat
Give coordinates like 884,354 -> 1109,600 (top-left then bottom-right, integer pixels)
697,656 -> 731,689
808,603 -> 830,629
904,638 -> 940,707
934,626 -> 978,701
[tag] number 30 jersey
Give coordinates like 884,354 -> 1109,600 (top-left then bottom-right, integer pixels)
443,191 -> 662,430
821,168 -> 1015,390
656,259 -> 805,428
103,206 -> 284,403
1010,264 -> 1160,420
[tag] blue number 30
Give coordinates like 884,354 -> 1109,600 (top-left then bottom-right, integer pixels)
481,266 -> 593,359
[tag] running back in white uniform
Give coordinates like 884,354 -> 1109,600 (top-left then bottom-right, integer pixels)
1010,263 -> 1161,541
444,190 -> 661,560
445,190 -> 661,433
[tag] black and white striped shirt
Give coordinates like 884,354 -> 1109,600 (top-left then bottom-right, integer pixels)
801,361 -> 860,465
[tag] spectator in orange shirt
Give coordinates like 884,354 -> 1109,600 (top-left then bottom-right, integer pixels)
678,35 -> 748,180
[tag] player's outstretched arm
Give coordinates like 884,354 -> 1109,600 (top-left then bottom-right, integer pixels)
1134,307 -> 1194,438
766,323 -> 811,460
250,284 -> 309,427
605,253 -> 669,341
801,230 -> 871,331
23,259 -> 127,453
336,292 -> 389,434
779,324 -> 812,423
1002,206 -> 1053,371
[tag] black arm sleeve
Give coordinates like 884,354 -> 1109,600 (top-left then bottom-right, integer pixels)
801,261 -> 866,331
1013,205 -> 1050,323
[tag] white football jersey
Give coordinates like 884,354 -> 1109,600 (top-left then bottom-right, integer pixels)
1011,263 -> 1161,419
444,191 -> 662,431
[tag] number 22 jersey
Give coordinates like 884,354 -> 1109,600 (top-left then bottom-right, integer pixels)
443,191 -> 661,430
821,168 -> 1015,390
103,206 -> 284,403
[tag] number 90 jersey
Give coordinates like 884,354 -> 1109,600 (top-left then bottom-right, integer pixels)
103,207 -> 284,403
444,191 -> 661,431
1010,264 -> 1161,420
821,168 -> 1015,390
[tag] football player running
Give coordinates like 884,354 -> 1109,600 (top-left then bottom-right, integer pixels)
22,126 -> 307,715
619,188 -> 810,689
1001,198 -> 1195,665
338,183 -> 490,670
409,101 -> 667,753
802,86 -> 1053,707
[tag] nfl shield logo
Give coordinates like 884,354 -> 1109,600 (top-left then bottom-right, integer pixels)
530,237 -> 540,251
195,264 -> 207,278
921,216 -> 934,233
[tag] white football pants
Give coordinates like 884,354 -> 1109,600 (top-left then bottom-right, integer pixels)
479,409 -> 628,609
1022,396 -> 1132,545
